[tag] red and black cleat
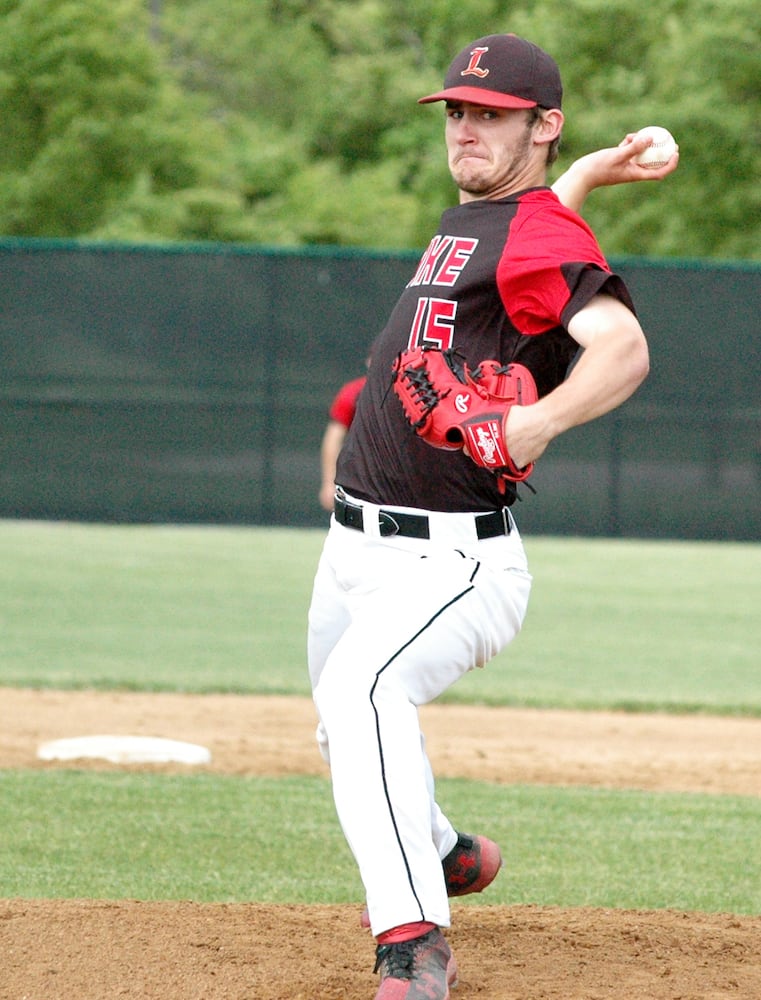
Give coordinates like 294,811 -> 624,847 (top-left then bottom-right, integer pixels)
361,832 -> 503,929
374,927 -> 458,1000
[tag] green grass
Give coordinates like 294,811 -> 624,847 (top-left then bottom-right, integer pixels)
0,520 -> 324,694
451,535 -> 761,713
2,771 -> 759,914
1,518 -> 760,915
440,779 -> 761,914
1,520 -> 760,713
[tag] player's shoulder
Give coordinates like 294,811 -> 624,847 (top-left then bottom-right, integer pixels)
334,374 -> 366,398
330,376 -> 367,423
344,375 -> 367,399
516,185 -> 582,218
512,186 -> 598,239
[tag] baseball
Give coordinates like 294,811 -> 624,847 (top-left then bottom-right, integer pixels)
632,126 -> 677,169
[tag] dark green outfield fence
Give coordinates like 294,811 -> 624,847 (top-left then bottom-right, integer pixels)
1,238 -> 759,540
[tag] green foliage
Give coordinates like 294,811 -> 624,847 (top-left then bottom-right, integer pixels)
0,0 -> 758,256
0,0 -> 178,233
539,0 -> 761,261
0,0 -> 258,242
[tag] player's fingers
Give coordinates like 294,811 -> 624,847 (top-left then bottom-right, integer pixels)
621,132 -> 658,159
637,150 -> 680,179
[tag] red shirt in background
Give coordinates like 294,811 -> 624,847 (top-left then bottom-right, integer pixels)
328,375 -> 367,430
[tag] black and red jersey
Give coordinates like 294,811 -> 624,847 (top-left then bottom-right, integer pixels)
336,186 -> 635,512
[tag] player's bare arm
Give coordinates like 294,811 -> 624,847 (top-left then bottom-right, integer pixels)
552,132 -> 679,214
319,420 -> 348,511
504,294 -> 649,468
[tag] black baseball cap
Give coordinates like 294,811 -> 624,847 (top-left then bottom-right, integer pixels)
418,33 -> 563,110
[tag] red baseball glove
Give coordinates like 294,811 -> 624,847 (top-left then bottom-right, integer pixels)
391,346 -> 538,483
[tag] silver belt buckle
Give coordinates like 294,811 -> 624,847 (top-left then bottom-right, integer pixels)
378,511 -> 400,537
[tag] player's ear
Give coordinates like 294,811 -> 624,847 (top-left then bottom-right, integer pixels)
534,108 -> 564,145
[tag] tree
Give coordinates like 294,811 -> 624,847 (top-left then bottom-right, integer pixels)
0,0 -> 256,241
0,0 -> 758,259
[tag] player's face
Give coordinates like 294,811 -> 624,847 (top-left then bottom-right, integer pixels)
445,102 -> 541,202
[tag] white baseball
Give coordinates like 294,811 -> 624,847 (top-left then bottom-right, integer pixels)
632,126 -> 677,169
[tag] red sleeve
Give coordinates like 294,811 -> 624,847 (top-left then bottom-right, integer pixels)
328,376 -> 367,429
497,192 -> 633,335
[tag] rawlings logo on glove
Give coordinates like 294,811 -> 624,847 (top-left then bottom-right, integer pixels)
391,346 -> 538,484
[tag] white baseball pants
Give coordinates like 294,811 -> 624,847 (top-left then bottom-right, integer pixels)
307,494 -> 532,936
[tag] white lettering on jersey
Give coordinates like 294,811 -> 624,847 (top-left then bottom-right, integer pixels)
407,236 -> 479,288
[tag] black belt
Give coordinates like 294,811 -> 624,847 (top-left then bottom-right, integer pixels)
334,494 -> 511,540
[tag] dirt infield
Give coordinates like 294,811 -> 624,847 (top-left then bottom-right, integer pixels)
2,688 -> 761,999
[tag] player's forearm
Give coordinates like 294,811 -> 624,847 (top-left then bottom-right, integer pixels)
552,133 -> 680,214
551,154 -> 602,213
319,422 -> 348,509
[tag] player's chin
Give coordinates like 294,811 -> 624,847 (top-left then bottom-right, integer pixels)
450,167 -> 492,196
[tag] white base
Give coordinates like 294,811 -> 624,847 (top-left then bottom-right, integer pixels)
37,735 -> 212,765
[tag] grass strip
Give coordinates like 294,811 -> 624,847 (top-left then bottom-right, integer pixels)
1,521 -> 760,713
2,770 -> 759,914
